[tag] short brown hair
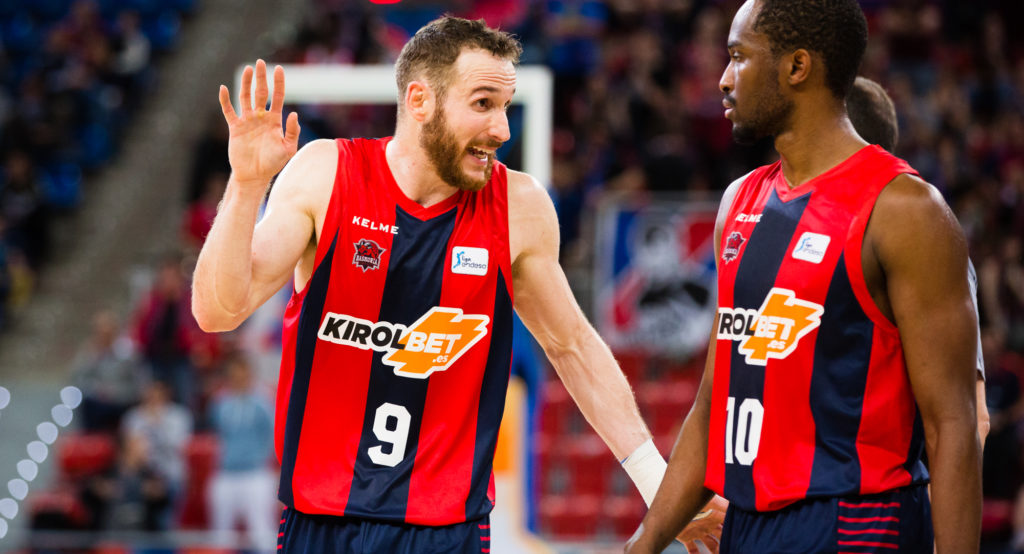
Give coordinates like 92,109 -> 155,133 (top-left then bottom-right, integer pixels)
847,76 -> 898,152
394,16 -> 522,106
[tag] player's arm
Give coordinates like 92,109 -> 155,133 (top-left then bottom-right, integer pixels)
870,175 -> 981,553
192,61 -> 327,332
625,176 -> 743,554
509,171 -> 652,463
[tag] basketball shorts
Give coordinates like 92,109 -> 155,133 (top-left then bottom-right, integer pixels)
277,507 -> 491,554
720,485 -> 933,553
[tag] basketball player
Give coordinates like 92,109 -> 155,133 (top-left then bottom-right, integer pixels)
192,17 -> 677,553
625,1 -> 981,552
846,76 -> 990,448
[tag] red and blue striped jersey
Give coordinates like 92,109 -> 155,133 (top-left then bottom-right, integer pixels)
706,145 -> 929,512
275,137 -> 514,525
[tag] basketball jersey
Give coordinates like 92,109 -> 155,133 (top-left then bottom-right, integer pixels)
274,137 -> 514,526
706,145 -> 930,512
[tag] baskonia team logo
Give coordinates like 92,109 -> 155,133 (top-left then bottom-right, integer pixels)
722,231 -> 746,263
353,239 -> 386,272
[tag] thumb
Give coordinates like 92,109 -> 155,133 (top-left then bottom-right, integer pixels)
284,111 -> 300,145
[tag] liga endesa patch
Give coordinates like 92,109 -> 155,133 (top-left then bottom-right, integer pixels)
717,288 -> 824,366
317,307 -> 490,378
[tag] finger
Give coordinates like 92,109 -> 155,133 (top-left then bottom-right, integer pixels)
270,65 -> 286,115
239,65 -> 254,116
254,59 -> 270,111
683,540 -> 697,553
218,85 -> 239,125
284,111 -> 300,145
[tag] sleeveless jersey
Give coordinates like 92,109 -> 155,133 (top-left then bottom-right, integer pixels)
706,145 -> 929,512
274,137 -> 514,526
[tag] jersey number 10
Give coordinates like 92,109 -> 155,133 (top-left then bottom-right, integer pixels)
725,396 -> 764,466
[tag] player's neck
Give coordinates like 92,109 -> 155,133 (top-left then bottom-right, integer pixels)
386,135 -> 461,208
774,109 -> 868,189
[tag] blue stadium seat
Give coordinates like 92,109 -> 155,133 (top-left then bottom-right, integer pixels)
3,12 -> 39,54
142,10 -> 180,51
41,162 -> 83,210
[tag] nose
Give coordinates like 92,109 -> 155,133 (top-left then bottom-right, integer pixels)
720,62 -> 734,96
490,110 -> 511,144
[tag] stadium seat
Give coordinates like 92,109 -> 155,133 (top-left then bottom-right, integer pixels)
177,433 -> 219,529
28,488 -> 89,529
602,495 -> 646,539
537,494 -> 601,539
539,379 -> 571,438
57,432 -> 117,481
567,433 -> 613,498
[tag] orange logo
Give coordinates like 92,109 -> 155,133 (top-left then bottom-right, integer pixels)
382,307 -> 490,378
717,288 -> 824,366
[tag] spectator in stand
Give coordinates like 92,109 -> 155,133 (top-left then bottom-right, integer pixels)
72,309 -> 146,432
132,253 -> 202,406
121,379 -> 192,526
81,433 -> 172,532
207,354 -> 276,550
1,150 -> 51,271
182,172 -> 227,251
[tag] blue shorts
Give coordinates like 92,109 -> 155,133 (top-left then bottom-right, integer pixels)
277,508 -> 491,554
720,485 -> 933,553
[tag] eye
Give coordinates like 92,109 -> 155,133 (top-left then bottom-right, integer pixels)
474,98 -> 491,109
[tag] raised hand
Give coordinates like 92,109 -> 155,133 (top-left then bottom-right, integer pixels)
219,59 -> 300,187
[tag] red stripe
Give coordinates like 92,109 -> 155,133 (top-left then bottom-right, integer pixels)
838,540 -> 899,549
290,141 -> 396,515
280,518 -> 286,524
277,546 -> 283,550
481,550 -> 490,553
838,528 -> 899,536
838,516 -> 899,523
839,501 -> 900,509
278,532 -> 284,538
479,524 -> 490,529
480,536 -> 491,541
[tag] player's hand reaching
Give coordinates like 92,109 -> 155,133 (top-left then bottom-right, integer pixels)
675,495 -> 727,553
218,59 -> 300,188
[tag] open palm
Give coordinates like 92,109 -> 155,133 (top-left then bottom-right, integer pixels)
219,59 -> 300,186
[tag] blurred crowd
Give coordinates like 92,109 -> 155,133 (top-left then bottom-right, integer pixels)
10,0 -> 1024,551
0,0 -> 190,329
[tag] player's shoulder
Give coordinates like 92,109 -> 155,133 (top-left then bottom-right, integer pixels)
875,173 -> 952,222
506,169 -> 550,208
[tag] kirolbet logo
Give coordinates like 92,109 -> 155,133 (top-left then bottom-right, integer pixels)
318,307 -> 490,378
717,288 -> 824,366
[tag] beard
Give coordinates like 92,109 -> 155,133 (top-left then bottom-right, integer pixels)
420,104 -> 494,192
729,74 -> 794,145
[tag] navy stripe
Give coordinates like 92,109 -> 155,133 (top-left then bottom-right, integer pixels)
347,206 -> 457,519
807,252 -> 873,496
465,269 -> 513,519
726,188 -> 809,508
903,410 -> 929,483
279,233 -> 338,506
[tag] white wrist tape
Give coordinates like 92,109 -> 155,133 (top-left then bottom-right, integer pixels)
621,439 -> 668,507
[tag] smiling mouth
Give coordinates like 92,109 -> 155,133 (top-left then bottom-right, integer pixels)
467,146 -> 494,162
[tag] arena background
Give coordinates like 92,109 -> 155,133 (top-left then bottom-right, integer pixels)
0,0 -> 1021,552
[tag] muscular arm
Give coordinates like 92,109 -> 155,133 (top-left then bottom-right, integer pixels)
625,176 -> 745,553
509,171 -> 648,460
869,175 -> 981,553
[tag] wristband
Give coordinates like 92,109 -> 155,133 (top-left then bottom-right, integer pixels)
620,439 -> 668,507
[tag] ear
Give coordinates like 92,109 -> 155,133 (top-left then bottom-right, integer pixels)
404,80 -> 433,122
784,48 -> 813,87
